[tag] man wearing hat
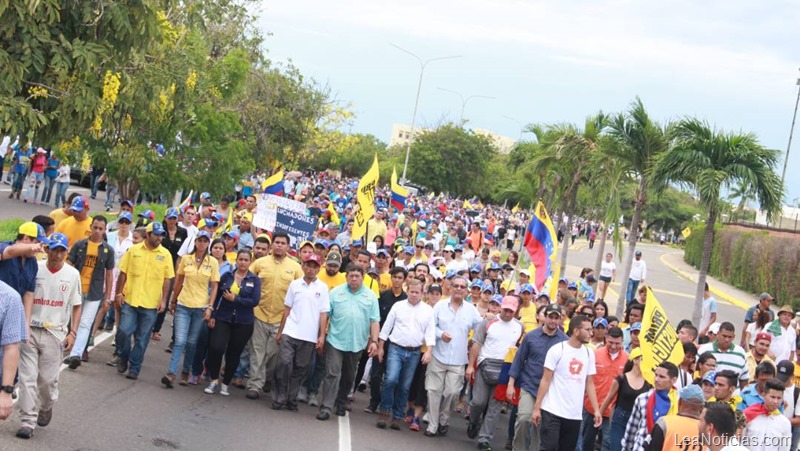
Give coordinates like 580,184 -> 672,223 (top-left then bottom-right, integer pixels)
767,305 -> 797,363
517,284 -> 537,334
746,332 -> 774,381
55,196 -> 91,249
15,233 -> 81,439
113,222 -> 175,380
318,251 -> 346,292
646,385 -> 706,450
152,207 -> 187,344
272,254 -> 330,412
467,296 -> 524,450
626,249 -> 647,306
0,222 -> 49,302
741,292 -> 775,349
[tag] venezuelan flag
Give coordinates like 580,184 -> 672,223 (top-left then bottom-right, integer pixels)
261,169 -> 284,196
390,167 -> 408,212
523,201 -> 558,292
178,190 -> 193,211
493,347 -> 519,406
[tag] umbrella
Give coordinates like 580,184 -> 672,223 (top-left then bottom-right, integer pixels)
286,170 -> 303,179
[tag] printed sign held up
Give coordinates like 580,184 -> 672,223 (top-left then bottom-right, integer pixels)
275,207 -> 317,249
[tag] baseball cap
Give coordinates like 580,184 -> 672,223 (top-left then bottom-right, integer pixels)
702,370 -> 717,385
367,267 -> 379,276
635,250 -> 642,256
69,196 -> 88,212
777,361 -> 795,383
559,277 -> 569,284
428,284 -> 442,294
454,245 -> 463,252
352,238 -> 364,247
18,222 -> 51,245
489,294 -> 503,304
223,231 -> 239,240
755,332 -> 772,343
502,263 -> 513,271
196,230 -> 212,241
537,293 -> 551,302
519,283 -> 534,294
586,274 -> 597,283
708,322 -> 721,335
444,245 -> 454,252
146,222 -> 166,235
200,192 -> 211,200
376,248 -> 390,258
444,269 -> 457,280
500,296 -> 519,311
313,239 -> 329,249
500,280 -> 516,292
519,269 -> 531,277
482,283 -> 495,293
121,200 -> 135,209
470,279 -> 484,289
568,281 -> 578,290
593,318 -> 609,328
403,246 -> 414,255
47,232 -> 68,250
165,207 -> 179,219
759,292 -> 774,302
470,263 -> 482,273
203,219 -> 218,228
487,262 -> 501,271
584,290 -> 595,303
629,347 -> 643,360
544,304 -> 563,317
138,209 -> 155,220
418,220 -> 426,228
118,211 -> 133,223
304,254 -> 322,266
630,322 -> 642,332
326,252 -> 343,266
679,385 -> 705,404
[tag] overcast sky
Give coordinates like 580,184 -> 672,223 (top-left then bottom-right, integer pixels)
256,0 -> 800,202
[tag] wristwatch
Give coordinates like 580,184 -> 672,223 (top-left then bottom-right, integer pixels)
0,385 -> 14,394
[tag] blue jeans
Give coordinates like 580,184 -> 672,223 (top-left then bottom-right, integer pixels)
168,304 -> 207,375
12,171 -> 26,191
608,408 -> 631,451
105,184 -> 118,208
626,279 -> 640,305
90,174 -> 101,198
579,408 -> 611,451
115,304 -> 158,375
41,175 -> 56,203
233,345 -> 250,379
191,321 -> 210,376
54,181 -> 69,207
380,344 -> 420,419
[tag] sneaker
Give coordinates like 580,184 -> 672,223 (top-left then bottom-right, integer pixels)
410,418 -> 420,431
335,405 -> 347,417
363,405 -> 378,414
437,424 -> 449,436
37,409 -> 52,427
104,323 -> 114,332
316,411 -> 330,421
271,402 -> 284,411
467,421 -> 479,439
106,356 -> 120,367
478,442 -> 492,451
204,381 -> 219,394
126,372 -> 138,380
286,403 -> 298,412
116,359 -> 129,374
308,394 -> 320,407
357,382 -> 367,392
220,384 -> 230,396
404,414 -> 413,424
178,372 -> 190,386
376,412 -> 389,429
296,387 -> 309,404
15,426 -> 33,439
246,389 -> 259,400
161,374 -> 175,388
390,419 -> 401,430
64,355 -> 81,370
188,375 -> 200,385
231,378 -> 246,389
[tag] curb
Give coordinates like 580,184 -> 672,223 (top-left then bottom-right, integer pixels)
658,253 -> 750,311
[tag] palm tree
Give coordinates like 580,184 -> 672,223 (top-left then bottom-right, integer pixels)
604,98 -> 670,317
727,181 -> 755,222
654,118 -> 783,325
523,114 -> 606,275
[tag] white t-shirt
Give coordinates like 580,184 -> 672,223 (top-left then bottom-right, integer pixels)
599,260 -> 616,278
56,164 -> 71,183
768,323 -> 797,364
783,384 -> 800,421
32,262 -> 83,341
699,296 -> 718,332
473,317 -> 523,363
282,278 -> 331,343
629,259 -> 647,281
746,322 -> 763,347
541,341 -> 597,420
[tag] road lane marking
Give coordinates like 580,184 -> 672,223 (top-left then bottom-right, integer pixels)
658,253 -> 749,311
339,412 -> 352,451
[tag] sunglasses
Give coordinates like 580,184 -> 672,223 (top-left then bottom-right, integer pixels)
452,284 -> 467,289
416,246 -> 424,249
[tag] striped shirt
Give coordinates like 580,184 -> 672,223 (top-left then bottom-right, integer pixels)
0,279 -> 26,381
698,341 -> 749,383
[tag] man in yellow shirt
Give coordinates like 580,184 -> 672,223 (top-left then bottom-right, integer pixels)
246,231 -> 303,399
367,210 -> 387,244
55,196 -> 92,248
112,222 -> 175,380
318,252 -> 346,291
48,192 -> 80,228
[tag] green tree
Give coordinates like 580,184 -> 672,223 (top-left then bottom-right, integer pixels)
605,98 -> 671,317
654,118 -> 783,326
406,125 -> 496,196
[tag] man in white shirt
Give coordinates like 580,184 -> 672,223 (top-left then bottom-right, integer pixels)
176,205 -> 199,257
16,233 -> 82,440
376,278 -> 435,430
273,254 -> 330,412
776,360 -> 800,450
532,313 -> 602,451
626,250 -> 647,306
425,276 -> 482,437
742,377 -> 792,451
768,305 -> 797,364
466,296 -> 524,451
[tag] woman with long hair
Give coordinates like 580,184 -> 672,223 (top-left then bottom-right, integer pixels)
599,348 -> 652,451
593,300 -> 609,320
744,310 -> 771,349
162,231 -> 220,387
204,249 -> 261,395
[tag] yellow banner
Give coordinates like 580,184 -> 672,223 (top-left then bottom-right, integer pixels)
681,227 -> 692,239
640,287 -> 685,384
352,154 -> 379,240
511,203 -> 520,213
328,202 -> 341,226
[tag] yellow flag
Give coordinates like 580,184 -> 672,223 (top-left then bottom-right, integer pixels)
681,227 -> 692,239
511,203 -> 520,213
352,154 -> 379,241
328,202 -> 341,225
548,263 -> 560,302
410,219 -> 418,243
463,199 -> 473,209
639,287 -> 685,384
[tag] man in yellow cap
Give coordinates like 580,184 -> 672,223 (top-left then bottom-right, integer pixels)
0,222 -> 49,302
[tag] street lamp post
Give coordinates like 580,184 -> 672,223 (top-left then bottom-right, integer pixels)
391,43 -> 461,183
502,115 -> 527,140
782,70 -> 800,191
437,88 -> 493,124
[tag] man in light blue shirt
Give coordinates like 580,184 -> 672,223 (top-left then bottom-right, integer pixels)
0,280 -> 25,420
316,263 -> 379,421
425,276 -> 482,437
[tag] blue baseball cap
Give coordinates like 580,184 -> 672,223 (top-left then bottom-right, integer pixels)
537,293 -> 551,302
487,262 -> 501,271
445,269 -> 457,279
138,209 -> 155,220
454,245 -> 463,252
490,294 -> 503,304
69,196 -> 88,212
223,230 -> 239,240
584,290 -> 595,303
314,239 -> 329,248
376,248 -> 390,258
212,213 -> 224,222
19,222 -> 51,245
482,283 -> 494,293
352,238 -> 364,247
196,231 -> 212,241
593,318 -> 608,328
403,246 -> 414,255
203,219 -> 218,228
146,222 -> 166,236
559,277 -> 569,284
343,244 -> 351,252
470,263 -> 482,273
568,281 -> 578,290
165,207 -> 180,219
47,232 -> 68,250
630,322 -> 642,332
702,370 -> 716,385
519,283 -> 534,294
118,211 -> 133,223
470,279 -> 484,289
200,192 -> 211,200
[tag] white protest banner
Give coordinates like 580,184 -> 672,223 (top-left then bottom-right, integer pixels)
252,193 -> 307,231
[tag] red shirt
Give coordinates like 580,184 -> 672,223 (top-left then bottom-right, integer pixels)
584,346 -> 628,417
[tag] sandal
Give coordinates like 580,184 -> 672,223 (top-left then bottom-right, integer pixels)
152,332 -> 161,341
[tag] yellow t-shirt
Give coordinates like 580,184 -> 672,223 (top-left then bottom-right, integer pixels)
80,241 -> 100,294
231,280 -> 241,295
250,255 -> 303,324
518,304 -> 538,334
225,251 -> 238,264
318,270 -> 346,292
49,208 -> 70,228
367,219 -> 387,244
119,242 -> 175,309
366,275 -> 381,297
379,272 -> 392,293
55,216 -> 92,249
177,254 -> 220,308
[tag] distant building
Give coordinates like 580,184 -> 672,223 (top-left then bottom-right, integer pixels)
389,123 -> 516,154
755,205 -> 800,229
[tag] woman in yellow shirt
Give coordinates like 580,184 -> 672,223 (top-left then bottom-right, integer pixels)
162,231 -> 220,387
